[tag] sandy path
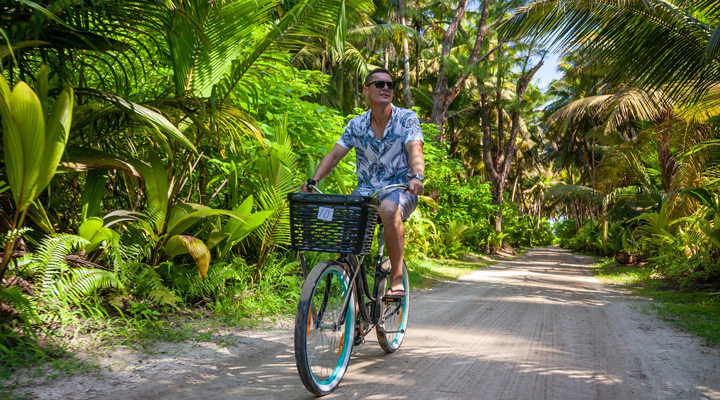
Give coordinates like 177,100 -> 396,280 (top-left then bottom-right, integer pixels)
15,246 -> 720,399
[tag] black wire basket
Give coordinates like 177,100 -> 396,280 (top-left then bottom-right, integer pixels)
288,192 -> 380,254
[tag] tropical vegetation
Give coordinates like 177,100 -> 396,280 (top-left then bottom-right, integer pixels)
3,0 -> 719,381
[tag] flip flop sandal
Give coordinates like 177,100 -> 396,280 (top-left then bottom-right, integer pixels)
384,289 -> 406,299
353,327 -> 364,346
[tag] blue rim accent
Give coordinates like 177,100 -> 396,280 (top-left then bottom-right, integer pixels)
309,269 -> 353,387
389,269 -> 408,347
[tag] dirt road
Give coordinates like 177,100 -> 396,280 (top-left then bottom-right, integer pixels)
17,247 -> 720,399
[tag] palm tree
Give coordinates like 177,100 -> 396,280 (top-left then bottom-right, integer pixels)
500,0 -> 720,108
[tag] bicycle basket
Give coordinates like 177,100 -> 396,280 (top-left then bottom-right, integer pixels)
288,193 -> 380,254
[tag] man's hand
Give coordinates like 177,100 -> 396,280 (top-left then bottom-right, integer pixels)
407,178 -> 424,196
302,178 -> 318,193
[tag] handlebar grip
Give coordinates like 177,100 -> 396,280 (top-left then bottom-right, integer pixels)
305,178 -> 324,194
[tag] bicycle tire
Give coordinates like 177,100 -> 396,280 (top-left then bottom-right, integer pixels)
294,260 -> 356,396
376,259 -> 409,353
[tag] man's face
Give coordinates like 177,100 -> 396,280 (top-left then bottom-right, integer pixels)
363,72 -> 394,106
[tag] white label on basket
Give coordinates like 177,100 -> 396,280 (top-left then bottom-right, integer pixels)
317,206 -> 334,221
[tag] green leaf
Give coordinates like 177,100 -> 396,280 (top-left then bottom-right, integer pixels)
8,81 -> 45,209
36,85 -> 73,196
81,170 -> 108,221
78,217 -> 104,242
333,1 -> 346,54
167,0 -> 275,96
236,195 -> 254,215
75,88 -> 195,153
166,208 -> 250,237
78,217 -> 119,252
61,146 -> 142,178
226,209 -> 273,243
125,149 -> 170,231
0,286 -> 38,325
166,202 -> 210,236
27,200 -> 54,235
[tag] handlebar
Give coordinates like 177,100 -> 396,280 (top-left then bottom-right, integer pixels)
305,182 -> 409,198
370,184 -> 408,198
306,183 -> 324,194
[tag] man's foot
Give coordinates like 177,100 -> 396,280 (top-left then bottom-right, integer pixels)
384,287 -> 406,299
353,327 -> 364,346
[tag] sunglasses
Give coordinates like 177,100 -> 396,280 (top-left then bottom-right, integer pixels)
366,80 -> 396,90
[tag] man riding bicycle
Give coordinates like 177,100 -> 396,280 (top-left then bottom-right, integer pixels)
302,67 -> 425,301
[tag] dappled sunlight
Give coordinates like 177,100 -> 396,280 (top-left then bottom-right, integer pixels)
20,247 -> 719,400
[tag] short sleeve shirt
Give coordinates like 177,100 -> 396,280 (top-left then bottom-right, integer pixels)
336,104 -> 424,196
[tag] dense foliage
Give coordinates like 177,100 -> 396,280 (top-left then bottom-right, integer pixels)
0,0 -> 557,375
16,0 -> 720,374
505,0 -> 720,283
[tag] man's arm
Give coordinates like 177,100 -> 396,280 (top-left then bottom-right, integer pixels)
406,140 -> 425,196
302,144 -> 350,192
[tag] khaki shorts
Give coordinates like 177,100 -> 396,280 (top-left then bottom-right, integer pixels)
353,188 -> 418,221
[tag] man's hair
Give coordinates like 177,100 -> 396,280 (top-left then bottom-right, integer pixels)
364,68 -> 391,85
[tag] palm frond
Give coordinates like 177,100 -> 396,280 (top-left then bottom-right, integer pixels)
167,0 -> 276,97
545,183 -> 602,206
501,0 -> 720,102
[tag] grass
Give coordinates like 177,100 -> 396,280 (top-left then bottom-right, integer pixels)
407,255 -> 495,290
593,259 -> 720,346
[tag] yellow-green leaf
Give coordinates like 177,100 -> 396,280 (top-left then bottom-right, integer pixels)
165,235 -> 210,278
78,217 -> 104,242
37,85 -> 72,196
9,81 -> 45,209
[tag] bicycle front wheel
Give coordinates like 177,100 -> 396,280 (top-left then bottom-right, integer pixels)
377,259 -> 410,353
294,260 -> 356,396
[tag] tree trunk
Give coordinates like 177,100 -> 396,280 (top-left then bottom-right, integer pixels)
481,58 -> 543,234
415,36 -> 420,87
657,120 -> 676,193
430,0 -> 492,140
398,0 -> 414,108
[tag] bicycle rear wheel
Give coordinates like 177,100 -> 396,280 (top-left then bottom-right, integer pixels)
377,260 -> 409,353
294,260 -> 356,396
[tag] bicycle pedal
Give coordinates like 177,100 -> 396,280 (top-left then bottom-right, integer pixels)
353,333 -> 364,346
381,296 -> 404,303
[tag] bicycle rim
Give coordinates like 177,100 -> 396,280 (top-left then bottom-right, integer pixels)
377,261 -> 409,353
295,261 -> 355,395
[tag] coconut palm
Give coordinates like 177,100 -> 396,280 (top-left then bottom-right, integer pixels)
501,0 -> 720,108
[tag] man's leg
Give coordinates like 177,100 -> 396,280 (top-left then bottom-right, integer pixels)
378,199 -> 405,293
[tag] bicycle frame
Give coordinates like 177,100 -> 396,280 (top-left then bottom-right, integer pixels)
297,224 -> 404,337
296,183 -> 409,335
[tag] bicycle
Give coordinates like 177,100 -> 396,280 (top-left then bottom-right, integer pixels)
288,183 -> 411,396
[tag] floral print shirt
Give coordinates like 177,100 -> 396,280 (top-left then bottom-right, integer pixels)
336,104 -> 424,196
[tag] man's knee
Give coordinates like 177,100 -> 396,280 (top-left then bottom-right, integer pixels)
378,200 -> 400,223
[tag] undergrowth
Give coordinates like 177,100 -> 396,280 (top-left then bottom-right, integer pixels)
1,250 -> 496,392
407,255 -> 495,290
593,259 -> 720,346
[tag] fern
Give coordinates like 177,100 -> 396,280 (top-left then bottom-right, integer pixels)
0,286 -> 38,329
110,243 -> 146,288
28,234 -> 126,309
33,234 -> 89,301
135,268 -> 179,306
0,227 -> 31,247
187,263 -> 241,300
57,268 -> 124,306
